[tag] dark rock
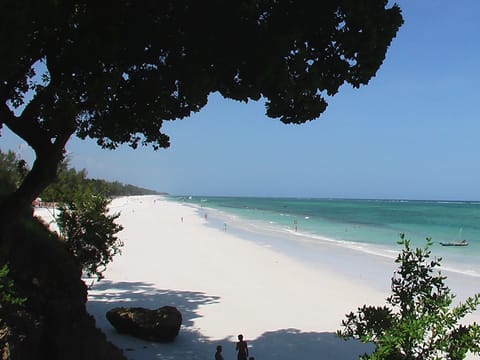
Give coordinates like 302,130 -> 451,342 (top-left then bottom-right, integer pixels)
106,306 -> 182,342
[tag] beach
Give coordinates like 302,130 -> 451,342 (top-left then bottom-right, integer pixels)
72,196 -> 480,359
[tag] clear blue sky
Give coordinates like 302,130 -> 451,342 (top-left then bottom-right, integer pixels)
2,0 -> 480,200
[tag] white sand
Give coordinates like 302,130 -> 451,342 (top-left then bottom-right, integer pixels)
37,195 -> 480,360
34,206 -> 60,233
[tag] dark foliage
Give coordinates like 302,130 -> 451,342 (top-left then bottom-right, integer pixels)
0,149 -> 27,197
0,213 -> 126,359
0,263 -> 26,308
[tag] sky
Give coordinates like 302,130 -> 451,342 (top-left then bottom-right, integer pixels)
2,0 -> 480,200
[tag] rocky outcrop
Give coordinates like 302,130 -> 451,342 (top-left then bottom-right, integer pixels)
0,212 -> 126,360
106,306 -> 182,342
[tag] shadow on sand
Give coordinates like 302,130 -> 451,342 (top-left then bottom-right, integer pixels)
87,280 -> 373,360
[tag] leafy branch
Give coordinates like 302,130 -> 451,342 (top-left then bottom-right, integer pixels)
338,234 -> 480,359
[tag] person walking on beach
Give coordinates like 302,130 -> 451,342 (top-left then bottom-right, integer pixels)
236,334 -> 249,360
215,345 -> 224,360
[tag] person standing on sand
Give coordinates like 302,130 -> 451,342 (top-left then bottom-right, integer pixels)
236,334 -> 248,360
215,345 -> 224,360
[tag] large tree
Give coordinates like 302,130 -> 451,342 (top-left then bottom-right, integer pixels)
0,0 -> 403,223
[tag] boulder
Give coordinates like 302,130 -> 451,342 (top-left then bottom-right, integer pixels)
106,306 -> 182,342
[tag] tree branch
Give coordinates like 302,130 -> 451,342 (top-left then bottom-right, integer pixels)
0,102 -> 51,153
0,57 -> 40,104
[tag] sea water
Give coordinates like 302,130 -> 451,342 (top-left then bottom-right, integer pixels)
172,196 -> 480,278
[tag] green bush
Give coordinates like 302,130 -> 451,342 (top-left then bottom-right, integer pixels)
57,191 -> 123,280
0,263 -> 26,308
338,234 -> 480,359
0,149 -> 27,197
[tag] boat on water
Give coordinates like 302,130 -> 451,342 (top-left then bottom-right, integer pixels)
439,240 -> 469,247
440,228 -> 470,246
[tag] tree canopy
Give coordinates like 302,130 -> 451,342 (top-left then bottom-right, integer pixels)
0,0 -> 403,221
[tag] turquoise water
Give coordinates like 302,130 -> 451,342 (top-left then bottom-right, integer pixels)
173,196 -> 480,277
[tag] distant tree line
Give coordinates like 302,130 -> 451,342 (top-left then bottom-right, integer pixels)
40,159 -> 165,202
88,179 -> 166,199
0,149 -> 164,202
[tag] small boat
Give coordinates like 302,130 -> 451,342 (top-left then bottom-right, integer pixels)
439,240 -> 469,247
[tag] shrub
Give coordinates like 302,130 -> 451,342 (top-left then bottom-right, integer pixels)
0,149 -> 27,197
338,234 -> 480,359
0,263 -> 26,308
57,191 -> 123,280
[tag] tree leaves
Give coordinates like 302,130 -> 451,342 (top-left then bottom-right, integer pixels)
338,234 -> 480,359
0,1 -> 403,223
57,191 -> 123,281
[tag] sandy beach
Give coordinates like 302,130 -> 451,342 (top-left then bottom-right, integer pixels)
42,195 -> 477,360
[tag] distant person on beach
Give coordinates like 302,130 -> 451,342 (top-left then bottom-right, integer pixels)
215,345 -> 224,360
236,334 -> 248,360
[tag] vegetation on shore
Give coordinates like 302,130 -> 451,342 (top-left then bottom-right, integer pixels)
0,203 -> 126,359
338,234 -> 480,359
57,192 -> 124,281
2,148 -> 164,200
0,149 -> 128,358
39,157 -> 165,202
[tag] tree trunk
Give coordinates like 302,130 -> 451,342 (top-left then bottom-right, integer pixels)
0,146 -> 65,231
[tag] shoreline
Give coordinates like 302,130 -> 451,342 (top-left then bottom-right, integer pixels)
182,198 -> 480,280
189,202 -> 396,294
83,195 -> 480,359
184,199 -> 480,292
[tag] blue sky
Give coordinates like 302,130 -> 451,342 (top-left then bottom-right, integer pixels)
2,0 -> 480,200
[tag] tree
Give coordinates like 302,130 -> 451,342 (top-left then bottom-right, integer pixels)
337,234 -> 480,359
57,190 -> 123,281
0,149 -> 27,197
40,158 -> 161,201
41,159 -> 89,203
0,1 -> 403,224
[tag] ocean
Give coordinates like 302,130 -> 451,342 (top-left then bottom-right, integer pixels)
172,196 -> 480,278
